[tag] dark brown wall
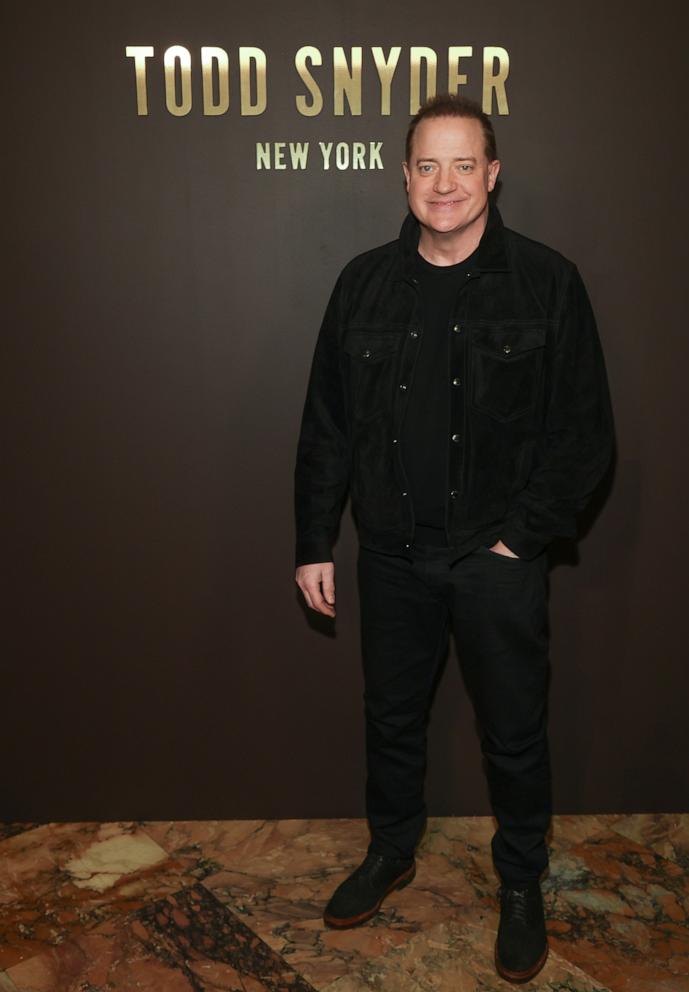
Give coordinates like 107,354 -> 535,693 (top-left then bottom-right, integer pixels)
4,0 -> 688,820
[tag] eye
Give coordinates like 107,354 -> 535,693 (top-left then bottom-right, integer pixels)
418,163 -> 435,174
458,163 -> 472,173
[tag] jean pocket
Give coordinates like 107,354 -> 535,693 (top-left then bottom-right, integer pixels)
481,545 -> 523,562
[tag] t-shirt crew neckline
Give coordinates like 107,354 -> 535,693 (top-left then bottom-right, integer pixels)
414,247 -> 478,276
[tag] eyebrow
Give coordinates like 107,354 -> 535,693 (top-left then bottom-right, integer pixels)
416,156 -> 477,164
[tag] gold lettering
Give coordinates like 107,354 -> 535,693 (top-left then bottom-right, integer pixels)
448,46 -> 472,93
240,47 -> 267,116
352,142 -> 366,169
127,43 -> 511,120
295,46 -> 323,116
335,142 -> 349,169
482,46 -> 509,115
319,141 -> 334,169
371,46 -> 401,115
256,142 -> 271,169
164,46 -> 192,116
289,142 -> 310,168
333,47 -> 362,116
126,46 -> 154,116
369,141 -> 384,169
201,47 -> 229,116
409,47 -> 437,114
274,142 -> 287,169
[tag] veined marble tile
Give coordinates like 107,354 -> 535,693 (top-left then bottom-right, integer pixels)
5,883 -> 316,992
202,865 -> 415,988
140,818 -> 266,869
0,827 -> 38,845
413,815 -> 630,894
547,815 -> 628,856
543,828 -> 689,991
65,831 -> 167,891
2,817 -> 686,992
610,813 -> 689,867
142,818 -> 373,880
418,815 -> 500,900
0,821 -> 208,970
203,835 -> 497,990
321,919 -> 612,992
142,815 -> 634,897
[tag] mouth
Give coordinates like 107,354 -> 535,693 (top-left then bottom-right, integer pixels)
428,199 -> 465,208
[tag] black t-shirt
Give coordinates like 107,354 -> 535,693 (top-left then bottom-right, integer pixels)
401,248 -> 476,546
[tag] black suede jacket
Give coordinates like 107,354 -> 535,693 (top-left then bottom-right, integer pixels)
294,205 -> 613,566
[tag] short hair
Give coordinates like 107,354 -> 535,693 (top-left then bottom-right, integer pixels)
405,93 -> 498,164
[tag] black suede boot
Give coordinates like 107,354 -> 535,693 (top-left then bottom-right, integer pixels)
323,851 -> 416,928
495,880 -> 549,983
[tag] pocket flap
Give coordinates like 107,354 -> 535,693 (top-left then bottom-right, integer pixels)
472,326 -> 546,358
343,328 -> 404,360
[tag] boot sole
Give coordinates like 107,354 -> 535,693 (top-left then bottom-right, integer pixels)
494,940 -> 549,983
323,862 -> 416,929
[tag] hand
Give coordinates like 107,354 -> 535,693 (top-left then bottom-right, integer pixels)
488,539 -> 519,558
295,561 -> 336,617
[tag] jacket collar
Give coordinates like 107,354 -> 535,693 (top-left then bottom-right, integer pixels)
395,200 -> 510,281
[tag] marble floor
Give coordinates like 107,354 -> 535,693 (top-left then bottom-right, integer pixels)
0,814 -> 687,991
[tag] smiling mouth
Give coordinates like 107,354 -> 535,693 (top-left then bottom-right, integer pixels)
429,199 -> 465,207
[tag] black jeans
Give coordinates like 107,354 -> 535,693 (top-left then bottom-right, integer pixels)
357,541 -> 552,886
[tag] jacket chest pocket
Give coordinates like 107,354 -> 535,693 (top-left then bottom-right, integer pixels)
470,326 -> 546,422
343,328 -> 405,422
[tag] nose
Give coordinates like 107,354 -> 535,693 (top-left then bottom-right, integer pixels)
433,166 -> 457,194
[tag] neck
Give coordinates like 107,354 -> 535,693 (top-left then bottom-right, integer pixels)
417,209 -> 488,267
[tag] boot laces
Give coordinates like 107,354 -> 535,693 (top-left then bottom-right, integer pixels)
504,886 -> 532,925
353,851 -> 407,884
351,852 -> 386,879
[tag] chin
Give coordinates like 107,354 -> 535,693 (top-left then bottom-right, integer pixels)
428,218 -> 466,235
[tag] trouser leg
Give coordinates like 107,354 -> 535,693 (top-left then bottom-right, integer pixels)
449,548 -> 552,885
357,546 -> 449,858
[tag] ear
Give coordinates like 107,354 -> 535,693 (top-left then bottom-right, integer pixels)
487,159 -> 501,192
402,161 -> 410,193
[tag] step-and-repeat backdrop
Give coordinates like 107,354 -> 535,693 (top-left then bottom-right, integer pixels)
5,0 -> 687,818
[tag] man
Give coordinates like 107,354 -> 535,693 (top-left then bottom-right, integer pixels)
294,94 -> 613,984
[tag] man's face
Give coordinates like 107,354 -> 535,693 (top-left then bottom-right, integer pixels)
402,116 -> 500,241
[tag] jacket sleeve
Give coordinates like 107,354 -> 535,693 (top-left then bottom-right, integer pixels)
500,264 -> 614,559
294,275 -> 351,567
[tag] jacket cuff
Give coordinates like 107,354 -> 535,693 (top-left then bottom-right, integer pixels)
295,538 -> 335,568
498,522 -> 548,560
